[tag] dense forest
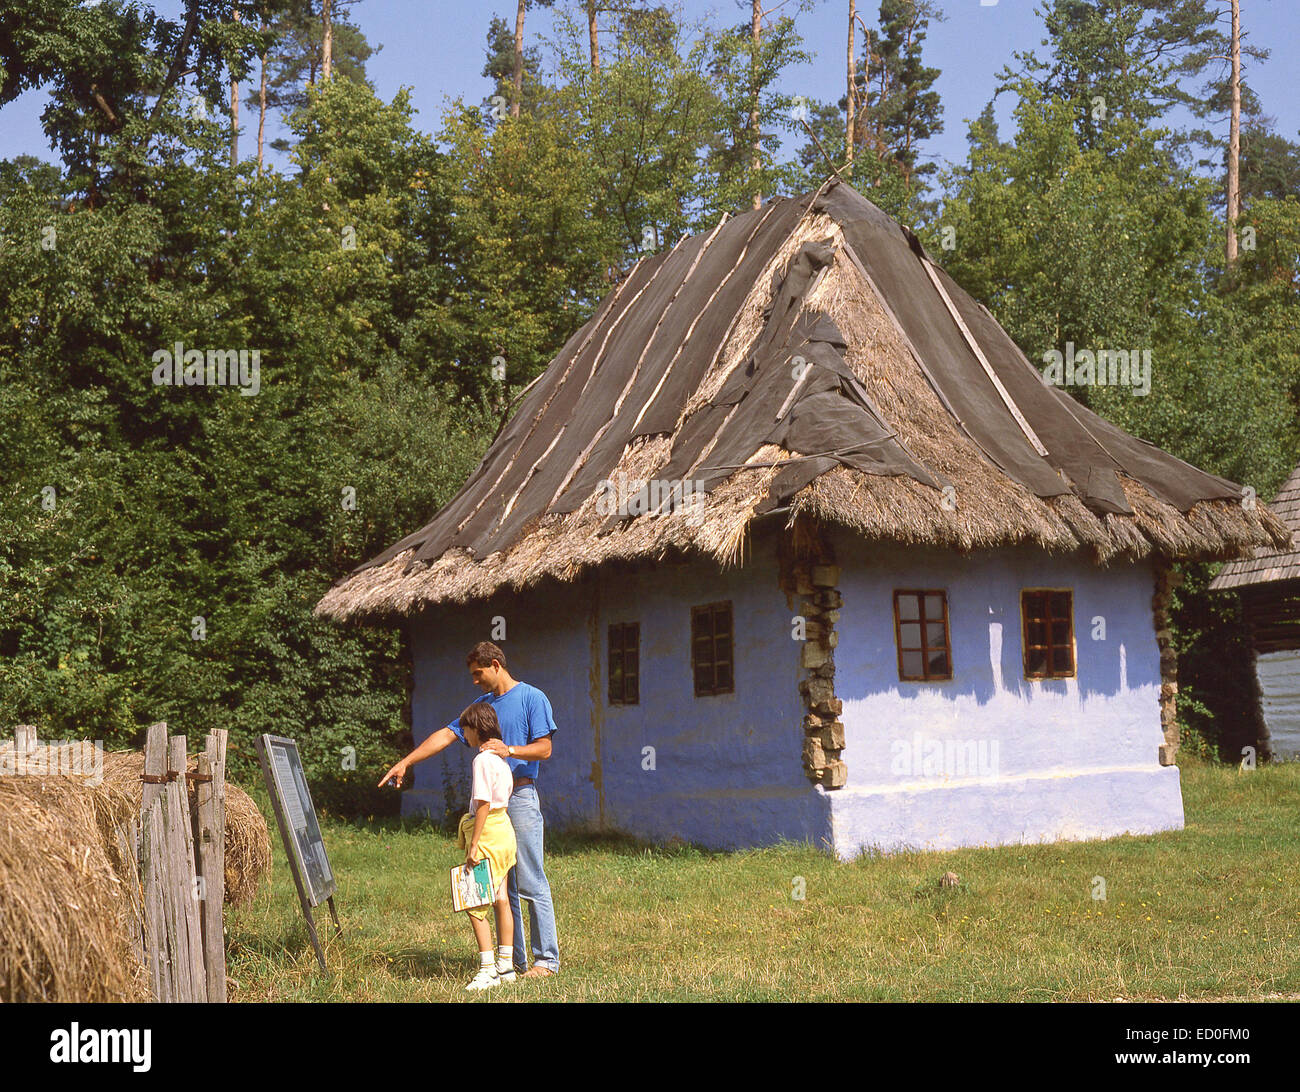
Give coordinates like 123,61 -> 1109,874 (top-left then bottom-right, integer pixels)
1,0 -> 1297,812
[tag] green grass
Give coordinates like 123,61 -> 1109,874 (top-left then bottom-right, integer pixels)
226,760 -> 1300,1001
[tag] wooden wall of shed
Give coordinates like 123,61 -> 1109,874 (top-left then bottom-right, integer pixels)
1241,580 -> 1300,654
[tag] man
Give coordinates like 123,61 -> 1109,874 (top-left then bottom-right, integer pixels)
379,641 -> 561,977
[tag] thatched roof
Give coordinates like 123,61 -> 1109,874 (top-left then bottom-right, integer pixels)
1208,462 -> 1300,590
316,180 -> 1289,623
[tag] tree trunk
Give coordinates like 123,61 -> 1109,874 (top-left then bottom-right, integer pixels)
257,41 -> 267,177
1226,0 -> 1241,268
322,0 -> 333,80
231,79 -> 239,166
230,8 -> 241,168
512,0 -> 526,118
845,0 -> 856,170
588,1 -> 600,72
750,0 -> 762,210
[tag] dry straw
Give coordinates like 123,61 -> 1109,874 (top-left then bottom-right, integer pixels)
0,774 -> 147,1002
316,205 -> 1289,623
0,746 -> 271,1002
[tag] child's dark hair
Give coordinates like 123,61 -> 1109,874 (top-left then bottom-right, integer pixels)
459,702 -> 502,741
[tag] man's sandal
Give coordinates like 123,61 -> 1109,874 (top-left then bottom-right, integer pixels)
521,965 -> 556,978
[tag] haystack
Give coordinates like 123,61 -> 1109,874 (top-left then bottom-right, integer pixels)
0,775 -> 147,1002
0,744 -> 272,1002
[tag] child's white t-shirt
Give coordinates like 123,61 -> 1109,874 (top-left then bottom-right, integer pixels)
470,750 -> 514,811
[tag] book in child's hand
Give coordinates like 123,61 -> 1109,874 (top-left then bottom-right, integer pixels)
450,859 -> 494,912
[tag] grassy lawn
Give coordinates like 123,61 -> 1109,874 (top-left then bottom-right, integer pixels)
226,760 -> 1300,1002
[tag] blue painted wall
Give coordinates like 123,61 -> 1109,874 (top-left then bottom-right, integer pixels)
405,529 -> 1184,858
825,532 -> 1184,857
405,533 -> 829,850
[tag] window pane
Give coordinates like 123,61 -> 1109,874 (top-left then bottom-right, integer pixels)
928,650 -> 949,677
1051,619 -> 1070,644
925,594 -> 944,620
902,650 -> 924,678
926,621 -> 947,648
1023,592 -> 1046,618
1050,591 -> 1071,617
1051,646 -> 1074,675
625,650 -> 638,674
626,676 -> 639,704
1026,620 -> 1047,646
897,594 -> 920,621
1025,647 -> 1048,676
695,666 -> 713,693
714,632 -> 732,664
715,661 -> 733,691
899,623 -> 922,649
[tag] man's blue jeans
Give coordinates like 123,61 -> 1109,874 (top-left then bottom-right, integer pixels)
506,785 -> 560,971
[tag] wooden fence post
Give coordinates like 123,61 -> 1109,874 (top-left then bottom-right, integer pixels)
141,723 -> 170,1002
14,724 -> 37,754
195,729 -> 228,1002
168,735 -> 206,1002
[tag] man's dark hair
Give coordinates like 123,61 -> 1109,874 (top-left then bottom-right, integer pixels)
459,702 -> 502,741
467,641 -> 507,669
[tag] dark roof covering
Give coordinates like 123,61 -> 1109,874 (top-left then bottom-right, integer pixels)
1209,464 -> 1300,590
354,179 -> 1247,576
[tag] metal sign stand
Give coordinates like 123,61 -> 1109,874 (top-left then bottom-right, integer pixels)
255,735 -> 342,974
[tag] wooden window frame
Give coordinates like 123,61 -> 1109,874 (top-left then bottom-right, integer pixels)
893,589 -> 953,682
1020,588 -> 1076,679
691,601 -> 734,697
608,621 -> 640,705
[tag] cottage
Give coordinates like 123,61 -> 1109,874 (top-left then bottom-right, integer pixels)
316,180 -> 1287,858
1209,463 -> 1300,758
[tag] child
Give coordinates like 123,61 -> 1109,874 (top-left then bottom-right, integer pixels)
455,702 -> 518,991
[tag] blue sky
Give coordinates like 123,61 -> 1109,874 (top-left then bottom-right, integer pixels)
1,0 -> 1296,177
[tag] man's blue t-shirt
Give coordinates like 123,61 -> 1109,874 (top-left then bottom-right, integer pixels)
447,682 -> 557,780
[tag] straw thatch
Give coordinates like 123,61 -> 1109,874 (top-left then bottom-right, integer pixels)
316,183 -> 1290,623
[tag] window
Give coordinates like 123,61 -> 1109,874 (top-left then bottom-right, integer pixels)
893,590 -> 952,681
608,622 -> 640,705
691,602 -> 734,696
1021,589 -> 1075,678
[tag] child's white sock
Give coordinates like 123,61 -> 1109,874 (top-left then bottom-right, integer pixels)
479,950 -> 494,969
496,946 -> 512,974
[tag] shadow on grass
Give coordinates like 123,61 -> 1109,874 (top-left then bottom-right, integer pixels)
318,810 -> 830,861
384,946 -> 472,981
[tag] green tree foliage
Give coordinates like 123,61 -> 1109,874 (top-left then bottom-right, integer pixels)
794,0 -> 943,224
264,0 -> 377,120
0,0 -> 270,192
0,75 -> 494,810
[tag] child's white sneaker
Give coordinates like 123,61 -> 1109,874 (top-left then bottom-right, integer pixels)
465,966 -> 500,992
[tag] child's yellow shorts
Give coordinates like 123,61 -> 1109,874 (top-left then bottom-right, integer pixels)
456,808 -> 517,920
